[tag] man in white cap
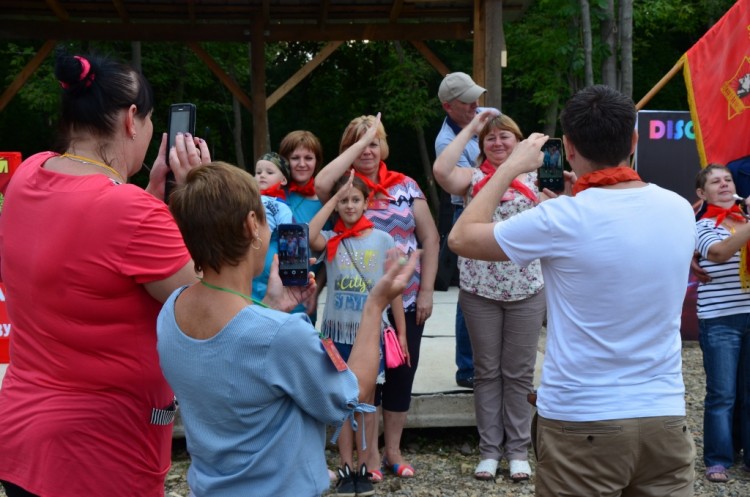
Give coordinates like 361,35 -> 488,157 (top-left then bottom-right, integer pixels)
434,72 -> 493,390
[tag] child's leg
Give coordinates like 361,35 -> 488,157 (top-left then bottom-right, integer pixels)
356,390 -> 380,473
337,419 -> 355,469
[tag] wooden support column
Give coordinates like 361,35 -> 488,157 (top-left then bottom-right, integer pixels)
0,40 -> 56,113
472,0 -> 486,105
250,19 -> 270,161
485,0 -> 504,109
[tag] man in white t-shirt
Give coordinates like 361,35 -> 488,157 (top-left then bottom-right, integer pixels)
449,85 -> 696,496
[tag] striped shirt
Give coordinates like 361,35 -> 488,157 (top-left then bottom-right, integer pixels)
696,219 -> 750,318
364,175 -> 424,310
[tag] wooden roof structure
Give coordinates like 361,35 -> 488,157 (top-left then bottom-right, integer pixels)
0,0 -> 533,155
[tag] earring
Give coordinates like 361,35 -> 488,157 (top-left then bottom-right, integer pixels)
132,134 -> 136,141
251,235 -> 262,250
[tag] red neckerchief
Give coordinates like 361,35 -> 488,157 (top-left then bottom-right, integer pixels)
261,182 -> 287,201
701,203 -> 746,227
701,203 -> 750,288
289,178 -> 316,197
326,216 -> 374,262
471,160 -> 538,203
572,166 -> 641,195
354,161 -> 405,200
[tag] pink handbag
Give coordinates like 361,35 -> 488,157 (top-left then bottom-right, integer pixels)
383,326 -> 406,369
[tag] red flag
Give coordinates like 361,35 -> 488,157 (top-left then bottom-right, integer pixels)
682,0 -> 750,167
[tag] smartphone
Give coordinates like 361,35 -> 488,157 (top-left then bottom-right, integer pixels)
538,138 -> 564,193
164,103 -> 197,201
277,223 -> 310,286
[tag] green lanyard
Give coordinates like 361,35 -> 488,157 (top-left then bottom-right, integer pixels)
199,279 -> 269,308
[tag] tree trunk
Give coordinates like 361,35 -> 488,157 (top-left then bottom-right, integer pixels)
580,0 -> 594,87
543,96 -> 559,137
131,41 -> 142,73
619,0 -> 634,98
232,95 -> 245,169
600,0 -> 617,88
416,125 -> 439,215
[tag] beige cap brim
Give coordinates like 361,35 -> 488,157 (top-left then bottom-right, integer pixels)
457,85 -> 486,103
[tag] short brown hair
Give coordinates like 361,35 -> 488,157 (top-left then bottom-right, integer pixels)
477,114 -> 523,165
169,161 -> 266,274
339,115 -> 389,161
279,130 -> 324,174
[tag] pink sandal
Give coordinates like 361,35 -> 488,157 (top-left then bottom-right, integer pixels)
368,468 -> 383,483
383,457 -> 415,478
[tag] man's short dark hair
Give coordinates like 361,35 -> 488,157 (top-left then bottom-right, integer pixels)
560,85 -> 636,167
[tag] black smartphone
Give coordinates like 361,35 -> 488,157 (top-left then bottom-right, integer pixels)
539,138 -> 564,193
277,223 -> 310,286
164,103 -> 197,201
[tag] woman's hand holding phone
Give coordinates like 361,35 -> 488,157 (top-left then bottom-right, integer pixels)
264,254 -> 318,312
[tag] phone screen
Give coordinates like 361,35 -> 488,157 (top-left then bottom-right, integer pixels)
165,103 -> 196,201
539,138 -> 564,193
167,103 -> 196,166
278,223 -> 310,286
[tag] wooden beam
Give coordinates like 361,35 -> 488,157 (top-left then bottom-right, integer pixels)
0,40 -> 57,113
187,0 -> 196,24
45,0 -> 70,21
389,0 -> 405,23
111,0 -> 130,22
0,21 -> 473,42
409,40 -> 450,76
185,42 -> 253,112
319,0 -> 330,27
266,41 -> 343,109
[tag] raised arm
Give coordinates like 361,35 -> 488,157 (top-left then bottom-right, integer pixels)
433,109 -> 498,196
703,222 -> 750,262
315,113 -> 381,203
308,171 -> 354,251
449,132 -> 548,262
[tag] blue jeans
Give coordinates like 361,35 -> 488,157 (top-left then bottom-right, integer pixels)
699,313 -> 750,468
453,205 -> 474,382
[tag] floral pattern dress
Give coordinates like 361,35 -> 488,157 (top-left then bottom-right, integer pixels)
458,168 -> 544,301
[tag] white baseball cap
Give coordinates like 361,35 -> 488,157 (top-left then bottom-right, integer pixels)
438,72 -> 486,103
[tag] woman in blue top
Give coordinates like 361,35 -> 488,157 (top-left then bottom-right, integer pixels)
279,130 -> 328,320
157,161 -> 419,497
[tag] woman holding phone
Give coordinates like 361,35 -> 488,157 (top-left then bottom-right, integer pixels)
158,161 -> 419,496
433,109 -> 545,482
0,48 -> 210,497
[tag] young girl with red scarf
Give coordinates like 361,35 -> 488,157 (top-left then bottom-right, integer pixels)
309,172 -> 407,492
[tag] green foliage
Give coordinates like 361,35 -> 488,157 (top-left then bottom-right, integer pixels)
377,43 -> 439,130
0,0 -> 740,193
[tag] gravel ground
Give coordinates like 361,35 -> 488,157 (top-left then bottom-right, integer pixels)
2,341 -> 746,496
162,340 -> 750,497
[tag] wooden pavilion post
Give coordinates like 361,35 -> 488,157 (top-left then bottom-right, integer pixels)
250,18 -> 270,162
485,0 -> 504,110
472,0 -> 486,105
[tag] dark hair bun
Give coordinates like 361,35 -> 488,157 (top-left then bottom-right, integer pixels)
54,48 -> 95,93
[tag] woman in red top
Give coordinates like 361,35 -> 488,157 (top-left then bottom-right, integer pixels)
0,48 -> 210,497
